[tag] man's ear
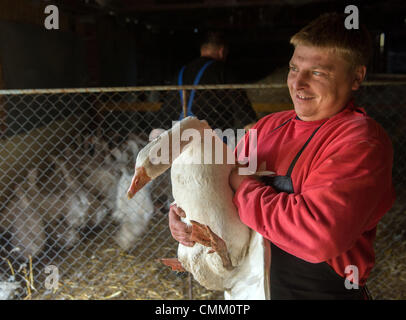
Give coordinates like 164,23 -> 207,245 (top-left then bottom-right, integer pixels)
352,65 -> 367,91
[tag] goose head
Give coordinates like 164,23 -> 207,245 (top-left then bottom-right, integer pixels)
127,117 -> 210,199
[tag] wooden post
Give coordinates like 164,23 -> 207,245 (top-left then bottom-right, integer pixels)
181,88 -> 193,299
182,89 -> 188,119
188,273 -> 193,300
0,59 -> 7,136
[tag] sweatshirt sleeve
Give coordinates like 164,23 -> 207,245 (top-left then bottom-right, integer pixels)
233,135 -> 395,263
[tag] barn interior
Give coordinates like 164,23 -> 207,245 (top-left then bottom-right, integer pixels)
0,0 -> 405,301
0,0 -> 405,89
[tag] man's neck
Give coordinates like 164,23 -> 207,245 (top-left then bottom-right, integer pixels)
200,53 -> 218,60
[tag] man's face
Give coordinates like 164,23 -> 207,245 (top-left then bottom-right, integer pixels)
287,45 -> 360,121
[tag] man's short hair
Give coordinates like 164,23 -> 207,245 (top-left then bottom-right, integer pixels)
290,13 -> 372,69
200,31 -> 228,50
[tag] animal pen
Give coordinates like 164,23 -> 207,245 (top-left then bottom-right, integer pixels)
0,82 -> 405,300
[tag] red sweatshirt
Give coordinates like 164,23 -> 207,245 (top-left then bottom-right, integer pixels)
233,102 -> 396,285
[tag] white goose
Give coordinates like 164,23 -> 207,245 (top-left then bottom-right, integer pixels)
127,117 -> 270,299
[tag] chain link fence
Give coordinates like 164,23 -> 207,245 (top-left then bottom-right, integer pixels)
0,83 -> 405,300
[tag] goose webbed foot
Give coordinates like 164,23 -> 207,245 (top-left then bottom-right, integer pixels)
158,257 -> 186,272
190,220 -> 234,271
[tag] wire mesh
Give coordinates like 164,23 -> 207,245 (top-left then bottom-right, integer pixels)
0,83 -> 405,300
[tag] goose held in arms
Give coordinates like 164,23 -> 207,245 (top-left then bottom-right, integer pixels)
127,117 -> 270,299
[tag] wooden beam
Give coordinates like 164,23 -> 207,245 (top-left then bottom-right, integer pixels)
0,0 -> 71,31
115,0 -> 327,12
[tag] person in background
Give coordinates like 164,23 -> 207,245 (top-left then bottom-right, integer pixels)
156,31 -> 257,135
169,13 -> 396,299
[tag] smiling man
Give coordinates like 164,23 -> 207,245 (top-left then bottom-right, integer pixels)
288,45 -> 365,122
169,13 -> 396,299
227,13 -> 396,299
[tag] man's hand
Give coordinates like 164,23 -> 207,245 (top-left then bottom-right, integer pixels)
169,204 -> 195,247
229,162 -> 268,192
229,166 -> 250,192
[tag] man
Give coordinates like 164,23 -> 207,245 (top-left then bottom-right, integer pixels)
158,31 -> 257,132
169,13 -> 395,299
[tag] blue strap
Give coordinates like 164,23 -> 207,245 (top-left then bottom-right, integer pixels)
178,60 -> 214,119
177,66 -> 186,114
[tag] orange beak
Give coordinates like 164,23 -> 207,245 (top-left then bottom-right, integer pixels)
127,166 -> 152,199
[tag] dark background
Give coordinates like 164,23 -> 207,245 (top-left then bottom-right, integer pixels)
0,0 -> 405,89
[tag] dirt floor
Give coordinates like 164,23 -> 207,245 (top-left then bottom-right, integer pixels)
25,213 -> 224,300
2,194 -> 405,300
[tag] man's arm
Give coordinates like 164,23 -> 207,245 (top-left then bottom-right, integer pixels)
231,137 -> 395,263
